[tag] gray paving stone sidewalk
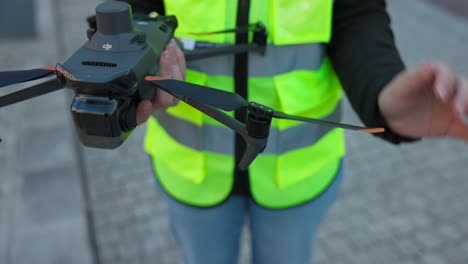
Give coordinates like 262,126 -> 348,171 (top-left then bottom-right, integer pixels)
0,0 -> 98,263
1,0 -> 468,264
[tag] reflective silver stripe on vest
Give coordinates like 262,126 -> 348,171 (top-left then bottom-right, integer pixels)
186,43 -> 326,77
153,103 -> 341,155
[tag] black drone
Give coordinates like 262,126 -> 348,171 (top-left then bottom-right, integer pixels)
0,1 -> 383,169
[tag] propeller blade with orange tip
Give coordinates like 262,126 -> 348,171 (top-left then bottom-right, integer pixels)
358,128 -> 386,134
0,66 -> 56,88
272,111 -> 385,134
144,76 -> 248,111
0,78 -> 63,108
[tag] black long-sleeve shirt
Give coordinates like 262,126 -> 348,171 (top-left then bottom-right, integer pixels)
329,0 -> 413,143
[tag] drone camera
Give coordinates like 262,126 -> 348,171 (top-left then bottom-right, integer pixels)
71,95 -> 135,149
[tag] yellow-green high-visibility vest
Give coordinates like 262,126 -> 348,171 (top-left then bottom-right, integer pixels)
145,0 -> 346,209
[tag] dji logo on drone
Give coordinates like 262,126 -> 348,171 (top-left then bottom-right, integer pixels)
102,43 -> 112,50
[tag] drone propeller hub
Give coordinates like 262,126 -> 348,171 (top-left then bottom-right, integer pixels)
247,102 -> 274,119
246,102 -> 273,139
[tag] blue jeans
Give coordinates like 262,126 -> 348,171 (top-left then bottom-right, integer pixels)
156,165 -> 343,264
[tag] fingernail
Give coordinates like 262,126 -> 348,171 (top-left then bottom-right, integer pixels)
457,104 -> 468,124
171,66 -> 181,79
144,106 -> 152,116
461,115 -> 468,125
438,86 -> 447,102
462,113 -> 468,124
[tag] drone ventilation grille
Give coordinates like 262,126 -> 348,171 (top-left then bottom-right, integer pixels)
159,24 -> 168,32
82,61 -> 117,67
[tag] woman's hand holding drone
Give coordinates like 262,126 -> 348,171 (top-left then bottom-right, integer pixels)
136,39 -> 186,125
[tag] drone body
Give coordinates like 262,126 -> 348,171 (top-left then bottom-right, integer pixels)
58,2 -> 176,148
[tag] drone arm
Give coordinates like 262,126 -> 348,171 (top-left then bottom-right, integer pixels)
0,78 -> 63,108
185,99 -> 269,170
183,22 -> 267,61
238,138 -> 268,170
184,44 -> 264,61
180,96 -> 247,136
145,78 -> 267,170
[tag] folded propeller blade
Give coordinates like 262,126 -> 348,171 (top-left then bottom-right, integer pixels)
0,78 -> 63,108
0,66 -> 56,88
145,76 -> 248,111
272,111 -> 385,134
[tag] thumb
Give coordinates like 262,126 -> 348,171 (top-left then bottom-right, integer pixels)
136,100 -> 153,125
